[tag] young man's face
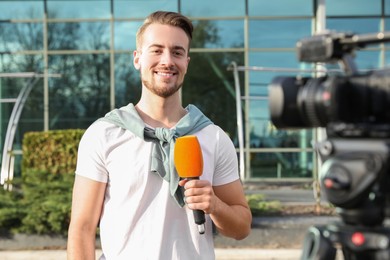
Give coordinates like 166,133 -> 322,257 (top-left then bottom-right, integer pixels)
133,23 -> 190,98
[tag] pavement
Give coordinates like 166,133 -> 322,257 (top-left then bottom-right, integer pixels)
0,181 -> 340,259
0,249 -> 303,260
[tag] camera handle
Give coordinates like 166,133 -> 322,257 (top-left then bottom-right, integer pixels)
301,223 -> 390,260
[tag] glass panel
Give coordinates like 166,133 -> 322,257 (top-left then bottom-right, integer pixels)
47,0 -> 110,19
386,0 -> 390,15
0,22 -> 43,52
114,21 -> 143,50
183,52 -> 244,142
0,1 -> 43,20
354,50 -> 381,70
0,54 -> 43,74
115,53 -> 141,107
326,18 -> 381,35
114,0 -> 178,18
248,99 -> 312,148
249,19 -> 311,48
385,51 -> 390,66
182,0 -> 245,17
250,151 -> 314,178
248,0 -> 312,16
249,99 -> 270,146
48,54 -> 110,129
0,54 -> 44,178
48,22 -> 110,50
192,20 -> 244,48
249,51 -> 302,72
326,0 -> 381,16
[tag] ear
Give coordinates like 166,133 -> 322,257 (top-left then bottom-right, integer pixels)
184,56 -> 190,73
133,50 -> 141,70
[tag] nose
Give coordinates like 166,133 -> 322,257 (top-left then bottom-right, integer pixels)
160,50 -> 174,66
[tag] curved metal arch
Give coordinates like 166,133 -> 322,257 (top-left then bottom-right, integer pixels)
1,75 -> 40,186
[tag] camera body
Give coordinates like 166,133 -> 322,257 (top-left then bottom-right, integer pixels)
268,31 -> 390,222
269,31 -> 390,139
269,31 -> 390,259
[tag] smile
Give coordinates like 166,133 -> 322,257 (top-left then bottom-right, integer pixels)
155,71 -> 176,77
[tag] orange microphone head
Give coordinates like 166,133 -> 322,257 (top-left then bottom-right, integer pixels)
174,135 -> 203,178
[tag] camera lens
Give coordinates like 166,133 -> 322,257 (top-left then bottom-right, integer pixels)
268,76 -> 330,128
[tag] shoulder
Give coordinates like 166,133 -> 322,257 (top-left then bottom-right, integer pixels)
198,124 -> 234,148
80,120 -> 139,153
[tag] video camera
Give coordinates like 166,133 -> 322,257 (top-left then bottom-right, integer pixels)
268,31 -> 390,259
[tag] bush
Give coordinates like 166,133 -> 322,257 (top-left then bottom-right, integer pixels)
22,129 -> 84,175
19,171 -> 75,235
246,194 -> 282,216
0,179 -> 26,235
0,129 -> 84,236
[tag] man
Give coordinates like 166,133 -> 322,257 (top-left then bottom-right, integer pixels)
67,11 -> 251,260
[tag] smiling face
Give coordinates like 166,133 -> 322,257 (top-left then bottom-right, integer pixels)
133,23 -> 190,98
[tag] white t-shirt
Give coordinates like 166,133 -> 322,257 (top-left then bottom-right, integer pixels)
75,121 -> 239,260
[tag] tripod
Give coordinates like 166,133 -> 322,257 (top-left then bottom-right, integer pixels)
301,222 -> 390,260
300,138 -> 390,260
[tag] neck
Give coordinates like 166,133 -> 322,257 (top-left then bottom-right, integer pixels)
135,93 -> 187,128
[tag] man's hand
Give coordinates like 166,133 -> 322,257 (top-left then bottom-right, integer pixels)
179,179 -> 216,214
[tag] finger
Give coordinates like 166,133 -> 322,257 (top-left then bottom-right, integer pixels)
179,179 -> 188,186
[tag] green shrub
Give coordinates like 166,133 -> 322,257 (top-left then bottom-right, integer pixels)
246,194 -> 282,216
22,129 -> 85,176
0,129 -> 84,235
0,179 -> 26,235
19,170 -> 74,235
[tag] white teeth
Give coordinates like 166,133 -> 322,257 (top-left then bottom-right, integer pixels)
156,72 -> 174,76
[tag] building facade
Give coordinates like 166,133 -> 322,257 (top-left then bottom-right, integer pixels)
0,0 -> 388,181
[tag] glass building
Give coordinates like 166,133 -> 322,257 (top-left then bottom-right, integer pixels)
0,0 -> 388,181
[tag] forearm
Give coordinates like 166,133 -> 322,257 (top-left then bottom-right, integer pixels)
210,197 -> 252,240
67,226 -> 97,260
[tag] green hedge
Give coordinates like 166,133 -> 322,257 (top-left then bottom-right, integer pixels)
22,129 -> 84,176
0,129 -> 280,235
0,129 -> 84,235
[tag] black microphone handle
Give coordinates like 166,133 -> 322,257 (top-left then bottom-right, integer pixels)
185,177 -> 206,234
193,209 -> 205,225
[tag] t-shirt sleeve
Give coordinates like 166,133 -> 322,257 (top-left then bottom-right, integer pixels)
212,128 -> 240,186
75,122 -> 109,183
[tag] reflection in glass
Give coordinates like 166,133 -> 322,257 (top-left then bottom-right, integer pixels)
248,0 -> 312,16
48,54 -> 110,129
48,22 -> 110,50
326,18 -> 381,35
115,53 -> 141,107
192,20 -> 244,48
249,19 -> 311,48
326,0 -> 381,16
184,52 -> 244,141
386,0 -> 390,15
47,0 -> 110,19
0,23 -> 43,52
114,0 -> 177,18
354,50 -> 381,70
182,0 -> 245,17
0,1 -> 43,20
248,97 -> 312,146
0,52 -> 44,178
114,21 -> 143,50
250,151 -> 313,178
249,50 -> 300,69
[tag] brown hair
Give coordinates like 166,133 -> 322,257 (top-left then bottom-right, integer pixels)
136,11 -> 193,50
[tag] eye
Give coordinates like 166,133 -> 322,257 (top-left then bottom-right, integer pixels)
150,48 -> 162,54
173,50 -> 185,57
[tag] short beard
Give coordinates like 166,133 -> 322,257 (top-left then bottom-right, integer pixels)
143,80 -> 182,98
141,76 -> 183,98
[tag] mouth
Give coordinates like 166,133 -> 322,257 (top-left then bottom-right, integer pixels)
155,70 -> 177,78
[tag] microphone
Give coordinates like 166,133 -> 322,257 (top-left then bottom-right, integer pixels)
174,135 -> 206,234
